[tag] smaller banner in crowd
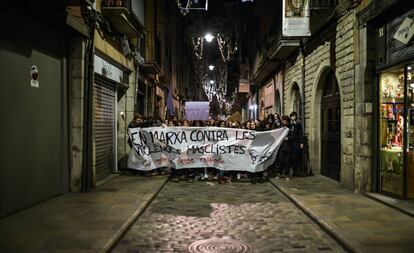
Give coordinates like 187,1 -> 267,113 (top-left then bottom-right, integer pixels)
127,127 -> 289,173
184,101 -> 210,120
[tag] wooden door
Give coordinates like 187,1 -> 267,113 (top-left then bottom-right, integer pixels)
321,71 -> 341,181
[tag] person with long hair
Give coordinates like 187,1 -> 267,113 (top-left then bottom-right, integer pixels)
274,113 -> 282,128
266,114 -> 276,130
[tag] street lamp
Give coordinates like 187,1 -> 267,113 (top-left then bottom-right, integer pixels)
208,65 -> 215,71
209,80 -> 215,84
204,33 -> 214,43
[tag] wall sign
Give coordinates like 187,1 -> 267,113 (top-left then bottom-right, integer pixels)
94,55 -> 124,83
393,17 -> 414,45
30,65 -> 39,88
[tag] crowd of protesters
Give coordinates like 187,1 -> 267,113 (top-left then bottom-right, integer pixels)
127,112 -> 305,184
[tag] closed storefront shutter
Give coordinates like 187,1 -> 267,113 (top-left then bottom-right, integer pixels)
94,74 -> 116,181
0,11 -> 68,217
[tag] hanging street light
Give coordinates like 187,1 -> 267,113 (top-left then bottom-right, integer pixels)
208,65 -> 215,71
204,33 -> 214,43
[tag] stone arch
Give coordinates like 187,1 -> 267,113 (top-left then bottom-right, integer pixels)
287,80 -> 303,116
309,59 -> 345,178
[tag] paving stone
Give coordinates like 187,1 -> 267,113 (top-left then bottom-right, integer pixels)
112,181 -> 344,252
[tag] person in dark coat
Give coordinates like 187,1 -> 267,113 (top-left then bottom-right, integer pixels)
277,115 -> 293,180
289,111 -> 304,176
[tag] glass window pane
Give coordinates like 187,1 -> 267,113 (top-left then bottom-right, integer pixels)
406,65 -> 414,198
379,68 -> 404,197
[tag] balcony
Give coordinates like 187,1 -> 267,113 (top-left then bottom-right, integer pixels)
101,0 -> 145,37
252,0 -> 337,84
142,34 -> 161,75
310,0 -> 337,34
142,62 -> 161,75
64,0 -> 94,6
251,17 -> 300,85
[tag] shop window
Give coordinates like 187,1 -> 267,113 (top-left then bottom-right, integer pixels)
379,67 -> 410,197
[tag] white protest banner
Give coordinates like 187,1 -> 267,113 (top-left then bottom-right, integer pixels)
127,127 -> 289,173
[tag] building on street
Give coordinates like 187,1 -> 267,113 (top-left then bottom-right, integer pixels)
245,0 -> 414,200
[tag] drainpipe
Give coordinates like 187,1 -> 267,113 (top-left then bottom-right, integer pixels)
134,37 -> 141,114
255,82 -> 259,120
300,39 -> 306,130
81,6 -> 96,192
281,63 -> 285,115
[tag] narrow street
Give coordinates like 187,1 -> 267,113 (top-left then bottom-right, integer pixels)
3,1 -> 414,252
111,180 -> 344,253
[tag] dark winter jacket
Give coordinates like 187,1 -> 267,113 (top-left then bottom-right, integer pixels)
279,125 -> 294,152
289,121 -> 304,149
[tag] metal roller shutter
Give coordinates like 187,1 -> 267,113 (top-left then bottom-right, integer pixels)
94,74 -> 116,181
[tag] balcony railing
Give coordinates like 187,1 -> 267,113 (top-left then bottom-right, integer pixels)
251,13 -> 300,84
101,0 -> 145,37
142,33 -> 161,75
309,0 -> 337,34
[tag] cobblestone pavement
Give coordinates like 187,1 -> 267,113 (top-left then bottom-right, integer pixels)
111,181 -> 345,253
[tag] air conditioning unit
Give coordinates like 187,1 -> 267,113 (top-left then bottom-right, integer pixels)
121,36 -> 131,56
132,52 -> 145,65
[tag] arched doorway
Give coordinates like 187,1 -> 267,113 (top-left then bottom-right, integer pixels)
321,70 -> 341,181
292,83 -> 302,116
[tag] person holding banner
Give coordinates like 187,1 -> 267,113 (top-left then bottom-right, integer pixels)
274,113 -> 282,128
216,120 -> 228,184
277,115 -> 293,180
127,114 -> 151,177
265,114 -> 281,178
246,120 -> 263,184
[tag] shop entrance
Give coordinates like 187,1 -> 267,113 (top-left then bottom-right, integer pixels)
94,74 -> 116,181
321,70 -> 341,181
379,66 -> 414,198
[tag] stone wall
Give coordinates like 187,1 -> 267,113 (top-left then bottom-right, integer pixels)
353,23 -> 375,193
69,38 -> 85,192
336,11 -> 356,190
284,54 -> 302,118
304,42 -> 330,136
117,72 -> 136,163
283,8 -> 357,190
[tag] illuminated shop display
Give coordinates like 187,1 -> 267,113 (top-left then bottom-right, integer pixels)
379,67 -> 414,197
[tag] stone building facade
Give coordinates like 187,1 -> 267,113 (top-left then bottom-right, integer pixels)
248,0 -> 372,192
247,0 -> 414,198
284,6 -> 358,190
